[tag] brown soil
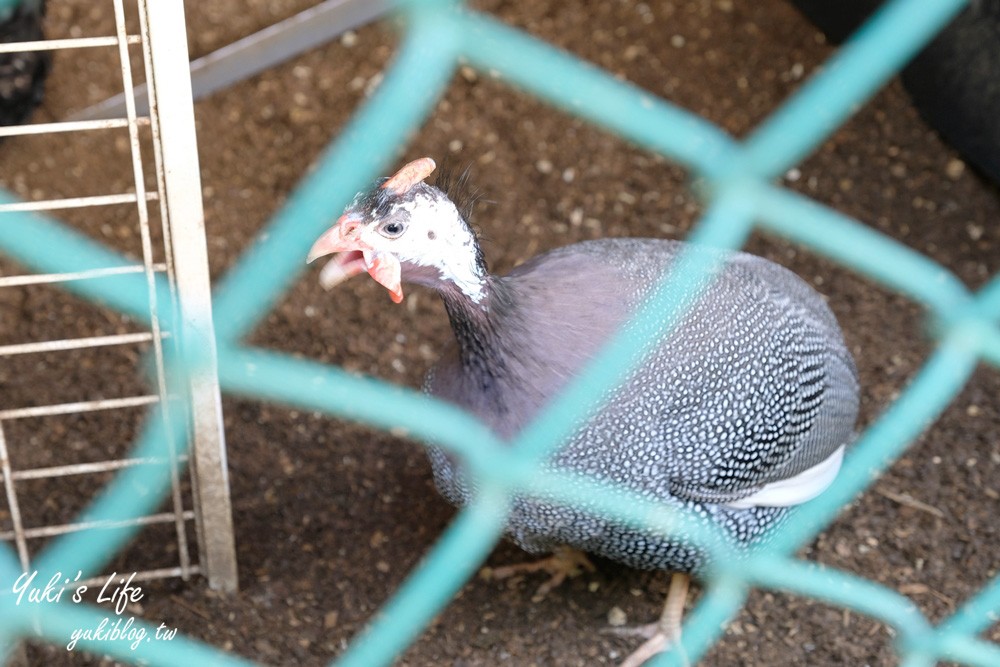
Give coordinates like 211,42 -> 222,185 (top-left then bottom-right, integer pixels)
2,0 -> 999,665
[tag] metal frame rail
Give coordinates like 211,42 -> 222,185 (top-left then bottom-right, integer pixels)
0,0 -> 236,593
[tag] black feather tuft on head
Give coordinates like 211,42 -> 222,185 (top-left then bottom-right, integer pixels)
435,162 -> 491,273
351,177 -> 395,219
435,162 -> 485,225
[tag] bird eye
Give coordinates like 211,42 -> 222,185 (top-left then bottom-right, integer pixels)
379,220 -> 406,238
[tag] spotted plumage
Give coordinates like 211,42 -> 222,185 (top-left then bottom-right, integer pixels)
309,158 -> 859,575
424,239 -> 858,572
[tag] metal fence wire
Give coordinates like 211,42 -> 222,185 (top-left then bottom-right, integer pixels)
1,0 -> 999,665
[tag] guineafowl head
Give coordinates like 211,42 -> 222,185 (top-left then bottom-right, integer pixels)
308,157 -> 489,304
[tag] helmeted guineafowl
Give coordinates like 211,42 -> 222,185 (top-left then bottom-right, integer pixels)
308,157 -> 859,666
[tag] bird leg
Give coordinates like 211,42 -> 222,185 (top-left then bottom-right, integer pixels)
480,546 -> 596,601
607,572 -> 691,667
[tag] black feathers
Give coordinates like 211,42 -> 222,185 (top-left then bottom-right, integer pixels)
0,0 -> 49,129
351,177 -> 396,220
435,163 -> 484,224
788,0 -> 1000,184
434,163 -> 490,274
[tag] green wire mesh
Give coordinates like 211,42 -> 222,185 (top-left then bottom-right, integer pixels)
2,0 -> 999,665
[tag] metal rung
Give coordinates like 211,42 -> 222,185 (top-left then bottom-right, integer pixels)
0,117 -> 148,138
0,191 -> 158,213
10,455 -> 189,482
0,510 -> 196,542
0,395 -> 160,420
0,332 -> 164,356
0,35 -> 142,54
0,263 -> 167,288
74,565 -> 203,591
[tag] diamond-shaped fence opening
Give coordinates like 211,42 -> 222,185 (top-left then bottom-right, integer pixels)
1,0 -> 999,666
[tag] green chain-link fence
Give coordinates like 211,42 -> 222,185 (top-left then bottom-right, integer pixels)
2,0 -> 999,665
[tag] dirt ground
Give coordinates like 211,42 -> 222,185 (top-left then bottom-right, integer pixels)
2,0 -> 999,665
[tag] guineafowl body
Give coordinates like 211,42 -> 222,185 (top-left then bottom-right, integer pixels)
423,237 -> 859,572
309,158 -> 860,575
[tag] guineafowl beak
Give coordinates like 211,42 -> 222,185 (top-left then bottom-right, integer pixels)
307,214 -> 404,303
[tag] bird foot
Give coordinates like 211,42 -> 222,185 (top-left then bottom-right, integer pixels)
605,572 -> 691,667
613,626 -> 686,667
605,623 -> 689,667
480,547 -> 596,601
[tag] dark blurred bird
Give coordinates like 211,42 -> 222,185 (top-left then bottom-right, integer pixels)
308,158 -> 859,665
789,0 -> 1000,185
0,0 -> 49,128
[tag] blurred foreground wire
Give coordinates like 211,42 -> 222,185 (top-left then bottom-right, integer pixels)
1,0 -> 998,665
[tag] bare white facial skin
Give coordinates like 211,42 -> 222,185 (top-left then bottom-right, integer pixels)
361,191 -> 487,303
